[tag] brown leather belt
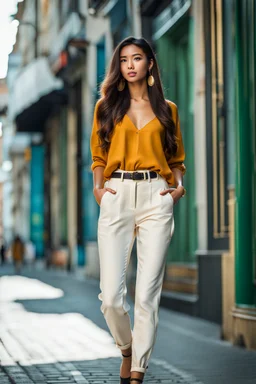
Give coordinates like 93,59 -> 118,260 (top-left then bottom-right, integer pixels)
111,171 -> 158,181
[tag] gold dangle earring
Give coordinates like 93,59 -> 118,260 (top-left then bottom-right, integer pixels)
117,78 -> 126,91
147,69 -> 155,87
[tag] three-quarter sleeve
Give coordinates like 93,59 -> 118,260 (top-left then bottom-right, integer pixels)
167,103 -> 186,175
90,100 -> 108,171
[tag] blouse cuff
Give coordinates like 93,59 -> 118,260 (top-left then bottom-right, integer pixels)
169,162 -> 186,175
91,159 -> 106,171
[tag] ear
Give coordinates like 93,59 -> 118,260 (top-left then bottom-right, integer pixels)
148,58 -> 154,72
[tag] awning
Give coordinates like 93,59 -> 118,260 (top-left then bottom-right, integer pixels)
9,57 -> 66,132
152,0 -> 191,40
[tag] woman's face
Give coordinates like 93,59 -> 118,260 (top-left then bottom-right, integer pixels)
119,44 -> 153,84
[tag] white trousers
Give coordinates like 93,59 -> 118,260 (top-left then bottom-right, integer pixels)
97,170 -> 175,373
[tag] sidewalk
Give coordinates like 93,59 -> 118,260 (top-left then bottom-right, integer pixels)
0,263 -> 256,384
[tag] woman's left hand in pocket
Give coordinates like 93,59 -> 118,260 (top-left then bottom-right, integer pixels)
160,186 -> 185,205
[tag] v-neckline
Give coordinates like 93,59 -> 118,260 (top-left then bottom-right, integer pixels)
125,114 -> 157,131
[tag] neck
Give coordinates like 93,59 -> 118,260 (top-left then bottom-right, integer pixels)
128,79 -> 149,101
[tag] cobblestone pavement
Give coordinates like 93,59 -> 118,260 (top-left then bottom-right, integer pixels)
1,358 -> 203,384
0,263 -> 256,384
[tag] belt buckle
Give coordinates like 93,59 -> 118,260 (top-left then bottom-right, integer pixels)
132,171 -> 139,180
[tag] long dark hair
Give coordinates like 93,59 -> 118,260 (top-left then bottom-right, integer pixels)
96,36 -> 177,158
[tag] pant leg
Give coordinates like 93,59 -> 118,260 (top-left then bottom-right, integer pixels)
131,176 -> 174,373
97,179 -> 135,350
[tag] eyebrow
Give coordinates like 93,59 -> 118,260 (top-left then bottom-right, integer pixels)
120,53 -> 143,58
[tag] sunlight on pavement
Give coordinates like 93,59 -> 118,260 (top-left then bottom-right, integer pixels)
0,275 -> 120,366
0,275 -> 64,301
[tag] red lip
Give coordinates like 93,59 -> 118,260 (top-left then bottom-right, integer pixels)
128,72 -> 137,76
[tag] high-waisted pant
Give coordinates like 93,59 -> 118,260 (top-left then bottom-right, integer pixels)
97,170 -> 175,373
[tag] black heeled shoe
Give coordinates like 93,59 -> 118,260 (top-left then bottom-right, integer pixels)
120,352 -> 132,384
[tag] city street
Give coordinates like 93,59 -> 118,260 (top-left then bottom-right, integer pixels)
0,0 -> 256,383
0,264 -> 256,384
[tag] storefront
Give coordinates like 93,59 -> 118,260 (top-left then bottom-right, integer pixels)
9,57 -> 66,258
49,11 -> 88,268
139,0 -> 199,318
207,0 -> 256,347
153,0 -> 196,266
231,0 -> 256,348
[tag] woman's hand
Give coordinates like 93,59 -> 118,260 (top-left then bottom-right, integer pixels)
160,186 -> 185,205
93,187 -> 116,206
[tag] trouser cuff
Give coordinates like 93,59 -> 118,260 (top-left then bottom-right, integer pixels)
116,341 -> 132,350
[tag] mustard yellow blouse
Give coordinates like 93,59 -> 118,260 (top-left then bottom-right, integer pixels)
90,99 -> 186,186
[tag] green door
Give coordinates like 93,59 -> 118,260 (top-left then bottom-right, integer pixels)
156,16 -> 197,263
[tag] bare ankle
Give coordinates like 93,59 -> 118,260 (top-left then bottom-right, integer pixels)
121,346 -> 132,356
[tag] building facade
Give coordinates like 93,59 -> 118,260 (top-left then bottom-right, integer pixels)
6,0 -> 256,349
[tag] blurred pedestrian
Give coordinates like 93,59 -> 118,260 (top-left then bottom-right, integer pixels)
0,242 -> 6,265
90,37 -> 186,384
12,235 -> 25,274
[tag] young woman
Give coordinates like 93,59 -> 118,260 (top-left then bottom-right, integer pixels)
90,36 -> 186,384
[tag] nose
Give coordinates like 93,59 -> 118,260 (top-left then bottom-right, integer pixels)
127,60 -> 134,69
